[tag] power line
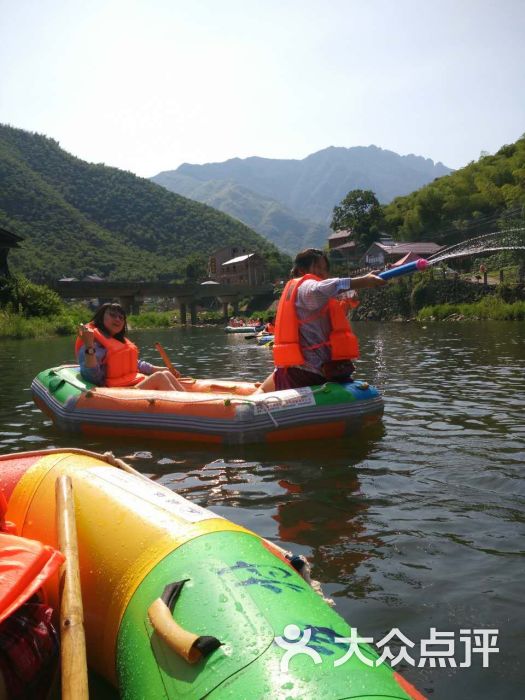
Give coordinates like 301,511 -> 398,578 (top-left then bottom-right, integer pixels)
421,205 -> 524,244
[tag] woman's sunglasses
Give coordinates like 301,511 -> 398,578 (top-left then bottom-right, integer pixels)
107,309 -> 125,321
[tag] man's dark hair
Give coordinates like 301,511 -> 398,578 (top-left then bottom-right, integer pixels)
291,248 -> 330,277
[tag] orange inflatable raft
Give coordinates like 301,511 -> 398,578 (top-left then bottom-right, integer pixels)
31,365 -> 384,445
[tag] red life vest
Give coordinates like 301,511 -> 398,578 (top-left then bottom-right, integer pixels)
0,533 -> 64,623
74,323 -> 145,387
273,274 -> 359,367
265,323 -> 275,334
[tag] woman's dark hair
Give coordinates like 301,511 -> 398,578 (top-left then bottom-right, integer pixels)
291,248 -> 330,277
90,302 -> 128,342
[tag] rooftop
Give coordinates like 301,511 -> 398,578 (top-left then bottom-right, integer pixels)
332,241 -> 357,250
328,229 -> 353,240
0,227 -> 23,247
222,253 -> 255,266
373,242 -> 443,255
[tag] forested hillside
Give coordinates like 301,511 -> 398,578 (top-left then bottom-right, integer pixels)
152,145 -> 451,232
384,136 -> 525,244
0,125 -> 289,282
151,171 -> 328,254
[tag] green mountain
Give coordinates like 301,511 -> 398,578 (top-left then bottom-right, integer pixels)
150,171 -> 328,254
152,146 -> 451,240
0,125 -> 290,282
383,135 -> 525,243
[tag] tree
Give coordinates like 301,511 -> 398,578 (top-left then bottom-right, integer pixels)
183,252 -> 208,283
330,189 -> 385,249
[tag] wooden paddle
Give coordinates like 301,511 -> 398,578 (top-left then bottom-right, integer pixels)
155,342 -> 182,378
55,475 -> 89,700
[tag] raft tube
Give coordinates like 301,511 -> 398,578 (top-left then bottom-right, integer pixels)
0,449 -> 424,700
31,365 -> 384,445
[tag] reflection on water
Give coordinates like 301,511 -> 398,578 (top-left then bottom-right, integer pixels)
1,322 -> 524,698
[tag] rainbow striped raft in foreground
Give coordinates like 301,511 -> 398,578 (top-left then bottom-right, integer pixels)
0,449 -> 424,699
31,365 -> 384,445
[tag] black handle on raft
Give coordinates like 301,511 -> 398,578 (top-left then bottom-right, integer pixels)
148,580 -> 221,664
48,377 -> 66,393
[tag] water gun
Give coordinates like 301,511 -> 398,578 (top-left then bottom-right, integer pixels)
378,258 -> 429,280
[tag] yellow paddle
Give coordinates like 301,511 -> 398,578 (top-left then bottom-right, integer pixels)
55,475 -> 89,700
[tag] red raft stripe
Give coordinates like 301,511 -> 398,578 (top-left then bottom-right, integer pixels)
0,455 -> 43,502
394,672 -> 428,700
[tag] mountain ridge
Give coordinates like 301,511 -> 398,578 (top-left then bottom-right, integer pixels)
152,145 -> 451,249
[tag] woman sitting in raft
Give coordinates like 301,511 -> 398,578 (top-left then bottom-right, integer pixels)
257,249 -> 386,392
76,303 -> 184,390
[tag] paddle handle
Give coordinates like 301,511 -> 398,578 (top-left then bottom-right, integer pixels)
155,342 -> 181,378
56,475 -> 89,700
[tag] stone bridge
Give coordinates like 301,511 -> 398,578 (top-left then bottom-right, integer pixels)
51,280 -> 274,324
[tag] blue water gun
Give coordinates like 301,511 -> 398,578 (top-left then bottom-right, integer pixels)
378,259 -> 430,280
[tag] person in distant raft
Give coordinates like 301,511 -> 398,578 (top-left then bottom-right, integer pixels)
76,302 -> 185,390
264,317 -> 276,334
256,249 -> 386,392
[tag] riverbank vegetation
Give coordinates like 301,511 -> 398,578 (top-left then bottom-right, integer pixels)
0,274 -> 275,338
2,285 -> 523,340
353,271 -> 525,322
417,296 -> 525,321
0,306 -> 275,339
1,267 -> 524,340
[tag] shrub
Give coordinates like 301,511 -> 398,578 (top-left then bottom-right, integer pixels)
0,275 -> 63,317
127,310 -> 175,328
497,283 -> 525,303
410,277 -> 490,311
53,316 -> 79,335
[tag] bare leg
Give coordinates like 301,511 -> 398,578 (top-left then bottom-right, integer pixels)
137,370 -> 184,391
254,371 -> 276,394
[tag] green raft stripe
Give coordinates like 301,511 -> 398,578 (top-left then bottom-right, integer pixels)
117,531 -> 412,700
36,366 -> 92,405
313,381 -> 381,407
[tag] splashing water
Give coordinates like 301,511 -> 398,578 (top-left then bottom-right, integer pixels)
427,227 -> 525,265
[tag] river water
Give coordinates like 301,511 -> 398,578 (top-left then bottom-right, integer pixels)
1,322 -> 524,699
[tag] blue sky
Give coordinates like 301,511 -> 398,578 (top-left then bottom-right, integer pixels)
1,0 -> 524,177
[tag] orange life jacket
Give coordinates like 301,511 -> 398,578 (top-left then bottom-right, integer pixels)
265,323 -> 275,334
0,533 -> 64,623
75,323 -> 145,387
273,274 -> 359,367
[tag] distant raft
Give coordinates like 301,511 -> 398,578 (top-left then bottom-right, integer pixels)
31,365 -> 384,445
224,325 -> 259,333
0,448 -> 424,699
